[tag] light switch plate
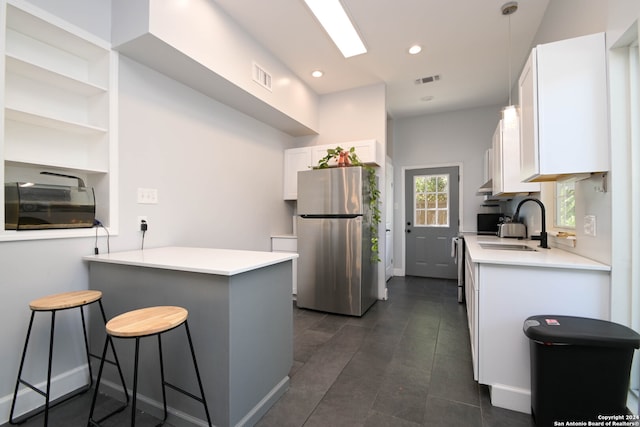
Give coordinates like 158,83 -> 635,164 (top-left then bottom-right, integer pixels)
584,215 -> 596,237
137,188 -> 158,204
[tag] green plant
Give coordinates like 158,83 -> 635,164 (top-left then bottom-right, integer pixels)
314,146 -> 381,262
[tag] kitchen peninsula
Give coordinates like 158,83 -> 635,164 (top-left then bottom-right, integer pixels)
83,247 -> 297,427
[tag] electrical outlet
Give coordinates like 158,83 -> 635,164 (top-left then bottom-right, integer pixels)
137,216 -> 148,231
584,215 -> 596,237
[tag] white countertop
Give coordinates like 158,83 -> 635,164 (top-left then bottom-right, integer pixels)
83,246 -> 298,276
463,234 -> 610,271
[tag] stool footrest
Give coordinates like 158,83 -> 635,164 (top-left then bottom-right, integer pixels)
163,381 -> 206,404
88,399 -> 128,426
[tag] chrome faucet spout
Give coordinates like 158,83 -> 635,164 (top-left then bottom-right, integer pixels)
513,198 -> 549,249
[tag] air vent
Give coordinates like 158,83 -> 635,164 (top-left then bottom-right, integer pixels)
414,74 -> 441,85
252,62 -> 272,91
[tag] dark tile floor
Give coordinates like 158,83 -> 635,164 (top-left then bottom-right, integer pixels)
1,276 -> 534,427
257,276 -> 535,427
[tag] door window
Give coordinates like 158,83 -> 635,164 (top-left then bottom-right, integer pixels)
414,174 -> 449,227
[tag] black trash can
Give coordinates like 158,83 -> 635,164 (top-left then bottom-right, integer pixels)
523,315 -> 640,427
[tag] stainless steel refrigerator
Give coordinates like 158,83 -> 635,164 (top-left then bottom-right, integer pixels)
296,167 -> 377,316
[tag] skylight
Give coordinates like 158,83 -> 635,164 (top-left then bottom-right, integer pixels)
304,0 -> 367,58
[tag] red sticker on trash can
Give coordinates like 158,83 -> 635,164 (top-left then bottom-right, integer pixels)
545,318 -> 560,325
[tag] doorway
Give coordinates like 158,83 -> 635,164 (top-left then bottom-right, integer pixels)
405,166 -> 460,279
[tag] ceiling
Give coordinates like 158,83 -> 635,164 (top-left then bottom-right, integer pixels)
213,0 -> 550,119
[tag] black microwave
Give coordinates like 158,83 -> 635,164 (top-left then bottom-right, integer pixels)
477,213 -> 505,235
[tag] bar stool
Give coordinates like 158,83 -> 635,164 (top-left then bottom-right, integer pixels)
9,290 -> 128,426
88,306 -> 212,427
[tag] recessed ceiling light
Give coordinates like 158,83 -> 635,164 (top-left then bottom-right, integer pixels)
311,70 -> 324,78
408,45 -> 422,55
304,0 -> 367,58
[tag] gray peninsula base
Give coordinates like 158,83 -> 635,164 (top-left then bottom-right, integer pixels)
87,260 -> 293,427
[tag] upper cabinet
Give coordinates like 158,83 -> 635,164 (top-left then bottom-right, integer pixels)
518,33 -> 608,182
283,140 -> 380,200
492,118 -> 540,196
283,147 -> 312,200
1,0 -> 118,240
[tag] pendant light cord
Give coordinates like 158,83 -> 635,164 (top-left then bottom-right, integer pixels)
507,12 -> 512,106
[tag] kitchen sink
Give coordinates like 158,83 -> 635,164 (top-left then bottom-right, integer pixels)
478,242 -> 537,251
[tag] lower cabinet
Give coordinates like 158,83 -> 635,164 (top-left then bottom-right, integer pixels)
464,248 -> 479,381
473,263 -> 610,413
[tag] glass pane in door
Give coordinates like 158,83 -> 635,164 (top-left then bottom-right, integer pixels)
414,174 -> 450,227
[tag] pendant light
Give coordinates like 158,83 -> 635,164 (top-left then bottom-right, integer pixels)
501,1 -> 518,128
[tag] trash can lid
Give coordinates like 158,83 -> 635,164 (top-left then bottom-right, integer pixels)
523,315 -> 640,348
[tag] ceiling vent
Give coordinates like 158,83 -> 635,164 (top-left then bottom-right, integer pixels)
414,74 -> 441,85
252,62 -> 272,91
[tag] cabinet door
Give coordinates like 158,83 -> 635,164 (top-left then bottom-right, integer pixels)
464,250 -> 478,381
519,33 -> 608,182
518,51 -> 538,182
491,123 -> 503,195
283,147 -> 312,200
494,118 -> 540,195
536,33 -> 608,178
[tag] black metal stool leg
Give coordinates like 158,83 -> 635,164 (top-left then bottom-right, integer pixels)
157,334 -> 168,426
87,336 -> 110,427
131,337 -> 140,427
9,312 -> 36,424
80,304 -> 93,389
44,310 -> 56,426
184,321 -> 212,427
96,301 -> 129,406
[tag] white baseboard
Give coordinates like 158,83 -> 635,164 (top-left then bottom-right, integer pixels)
97,374 -> 290,427
489,383 -> 531,414
0,364 -> 90,425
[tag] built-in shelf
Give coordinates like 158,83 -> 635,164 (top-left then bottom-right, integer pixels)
6,108 -> 108,134
6,54 -> 108,96
1,0 -> 118,240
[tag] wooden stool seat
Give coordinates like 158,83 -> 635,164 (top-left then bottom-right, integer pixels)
89,305 -> 211,426
29,290 -> 102,311
107,306 -> 188,338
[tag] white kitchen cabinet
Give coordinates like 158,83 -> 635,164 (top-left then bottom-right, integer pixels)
283,140 -> 379,200
283,147 -> 312,200
464,247 -> 479,381
271,235 -> 297,295
492,118 -> 540,195
1,0 -> 118,239
477,263 -> 609,413
518,33 -> 608,182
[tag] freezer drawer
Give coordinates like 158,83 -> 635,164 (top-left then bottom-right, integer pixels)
296,216 -> 375,316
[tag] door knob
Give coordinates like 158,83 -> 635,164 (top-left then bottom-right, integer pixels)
406,229 -> 411,233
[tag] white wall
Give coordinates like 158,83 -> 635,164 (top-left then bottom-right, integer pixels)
0,0 -> 297,421
391,105 -> 502,272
